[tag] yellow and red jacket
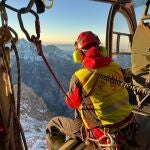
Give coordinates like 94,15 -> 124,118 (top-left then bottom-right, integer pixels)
65,46 -> 132,129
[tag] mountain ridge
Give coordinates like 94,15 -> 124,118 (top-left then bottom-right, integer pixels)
11,39 -> 79,116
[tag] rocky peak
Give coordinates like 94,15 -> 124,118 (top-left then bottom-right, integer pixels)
14,82 -> 53,121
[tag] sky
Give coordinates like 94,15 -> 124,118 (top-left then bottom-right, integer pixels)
6,0 -> 145,45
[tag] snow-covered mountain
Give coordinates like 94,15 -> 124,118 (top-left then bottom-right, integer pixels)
14,83 -> 51,150
113,55 -> 131,68
14,82 -> 53,120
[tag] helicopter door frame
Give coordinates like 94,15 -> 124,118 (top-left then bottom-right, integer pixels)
106,3 -> 137,57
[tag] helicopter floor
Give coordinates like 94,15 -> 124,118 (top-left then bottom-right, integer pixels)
129,92 -> 150,116
132,104 -> 150,116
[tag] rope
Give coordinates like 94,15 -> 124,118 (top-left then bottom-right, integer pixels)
2,46 -> 15,105
41,53 -> 68,96
4,3 -> 19,13
85,128 -> 114,148
9,94 -> 28,150
4,109 -> 13,150
11,41 -> 21,118
1,47 -> 14,149
2,45 -> 28,150
0,2 -> 8,26
31,36 -> 80,108
22,0 -> 35,13
31,37 -> 69,98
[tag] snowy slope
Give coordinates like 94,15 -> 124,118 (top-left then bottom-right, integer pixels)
21,114 -> 48,150
113,55 -> 131,68
14,83 -> 52,150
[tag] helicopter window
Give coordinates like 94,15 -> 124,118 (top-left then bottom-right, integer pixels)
146,3 -> 150,23
148,5 -> 150,15
113,12 -> 131,53
112,12 -> 131,68
142,0 -> 150,23
132,0 -> 148,8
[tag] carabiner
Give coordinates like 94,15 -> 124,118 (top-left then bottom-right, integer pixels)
41,0 -> 54,9
17,9 -> 40,42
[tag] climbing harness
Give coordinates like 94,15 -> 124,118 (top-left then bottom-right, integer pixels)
85,128 -> 115,148
60,114 -> 139,150
79,113 -> 139,150
80,127 -> 119,149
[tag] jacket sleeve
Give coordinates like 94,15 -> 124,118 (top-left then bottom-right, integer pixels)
65,74 -> 82,109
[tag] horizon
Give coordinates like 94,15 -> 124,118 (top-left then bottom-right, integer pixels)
7,1 -> 144,45
18,38 -> 132,52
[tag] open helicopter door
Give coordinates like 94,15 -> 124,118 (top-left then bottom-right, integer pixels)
131,0 -> 150,115
105,1 -> 137,56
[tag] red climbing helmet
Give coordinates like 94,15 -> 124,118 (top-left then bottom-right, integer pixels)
75,31 -> 101,49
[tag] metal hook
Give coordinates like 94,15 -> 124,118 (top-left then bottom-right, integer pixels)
17,9 -> 40,42
41,0 -> 54,9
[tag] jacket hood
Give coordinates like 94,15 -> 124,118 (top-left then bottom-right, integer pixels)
82,46 -> 112,69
